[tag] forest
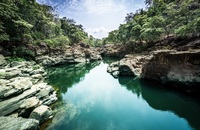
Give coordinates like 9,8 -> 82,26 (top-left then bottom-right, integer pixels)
0,0 -> 200,48
0,1 -> 200,130
104,0 -> 200,45
0,0 -> 97,47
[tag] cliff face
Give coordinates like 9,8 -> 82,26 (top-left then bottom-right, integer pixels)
0,43 -> 102,67
142,50 -> 200,92
35,44 -> 102,66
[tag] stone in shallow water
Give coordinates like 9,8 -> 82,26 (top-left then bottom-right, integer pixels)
0,116 -> 39,130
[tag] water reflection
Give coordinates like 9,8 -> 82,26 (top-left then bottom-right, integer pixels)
119,77 -> 200,130
43,62 -> 200,130
118,76 -> 141,97
46,62 -> 100,94
140,80 -> 200,130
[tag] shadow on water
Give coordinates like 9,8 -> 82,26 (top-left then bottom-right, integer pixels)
140,80 -> 200,130
118,77 -> 200,130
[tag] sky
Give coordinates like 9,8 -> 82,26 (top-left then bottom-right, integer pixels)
36,0 -> 146,39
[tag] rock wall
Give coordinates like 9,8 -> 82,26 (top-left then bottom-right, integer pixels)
142,50 -> 200,92
35,43 -> 102,66
107,49 -> 200,93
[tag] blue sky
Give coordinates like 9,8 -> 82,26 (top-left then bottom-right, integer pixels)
36,0 -> 146,39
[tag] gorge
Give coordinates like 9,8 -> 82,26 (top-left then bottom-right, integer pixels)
0,0 -> 200,130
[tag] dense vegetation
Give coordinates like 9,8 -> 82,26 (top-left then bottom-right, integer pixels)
0,0 -> 96,47
103,0 -> 200,46
1,0 -> 199,55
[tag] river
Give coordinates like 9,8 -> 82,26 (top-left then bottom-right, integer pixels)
42,61 -> 200,130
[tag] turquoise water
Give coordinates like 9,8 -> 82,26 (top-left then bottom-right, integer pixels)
44,62 -> 200,130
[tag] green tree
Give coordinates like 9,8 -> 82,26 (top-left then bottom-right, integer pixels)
141,15 -> 164,42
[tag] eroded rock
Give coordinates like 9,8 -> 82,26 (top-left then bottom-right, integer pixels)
107,55 -> 149,78
142,50 -> 200,92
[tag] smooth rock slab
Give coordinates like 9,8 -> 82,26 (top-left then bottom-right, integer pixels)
0,116 -> 39,130
0,87 -> 38,116
18,97 -> 41,118
30,105 -> 53,123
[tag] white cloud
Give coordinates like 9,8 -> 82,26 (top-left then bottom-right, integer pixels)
85,26 -> 109,38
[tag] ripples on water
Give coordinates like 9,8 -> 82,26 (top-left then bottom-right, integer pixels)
42,61 -> 200,130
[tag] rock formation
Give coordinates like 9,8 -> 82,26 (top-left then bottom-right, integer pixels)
35,44 -> 102,66
0,60 -> 58,129
142,50 -> 200,92
107,54 -> 150,78
0,116 -> 39,130
107,49 -> 200,93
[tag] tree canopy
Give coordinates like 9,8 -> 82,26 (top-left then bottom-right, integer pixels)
0,0 -> 91,46
104,0 -> 200,45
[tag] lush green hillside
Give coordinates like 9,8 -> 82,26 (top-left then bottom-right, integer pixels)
0,0 -> 94,46
104,0 -> 200,45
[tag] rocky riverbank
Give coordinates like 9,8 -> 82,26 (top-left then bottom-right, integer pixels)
0,42 -> 103,130
1,42 -> 102,67
107,49 -> 200,94
0,55 -> 58,130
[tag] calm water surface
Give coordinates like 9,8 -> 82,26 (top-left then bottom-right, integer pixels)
44,61 -> 200,130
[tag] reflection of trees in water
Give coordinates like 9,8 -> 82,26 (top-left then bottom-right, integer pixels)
140,80 -> 200,130
45,62 -> 100,94
119,78 -> 200,130
118,77 -> 142,97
